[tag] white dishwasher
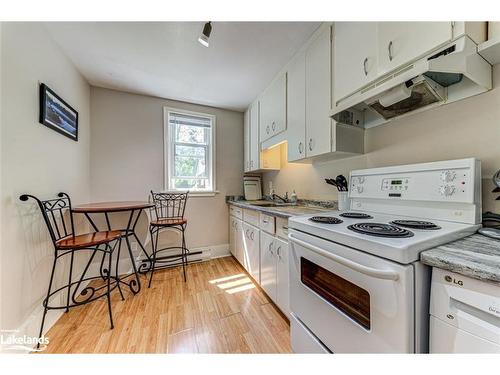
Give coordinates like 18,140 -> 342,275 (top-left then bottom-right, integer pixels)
429,268 -> 500,353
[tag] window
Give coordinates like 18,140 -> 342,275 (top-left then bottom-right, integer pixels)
165,108 -> 216,193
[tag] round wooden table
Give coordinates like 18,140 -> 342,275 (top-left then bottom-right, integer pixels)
73,201 -> 154,294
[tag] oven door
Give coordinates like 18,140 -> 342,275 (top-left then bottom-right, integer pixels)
289,229 -> 415,353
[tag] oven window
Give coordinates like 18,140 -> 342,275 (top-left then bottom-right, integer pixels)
300,257 -> 371,329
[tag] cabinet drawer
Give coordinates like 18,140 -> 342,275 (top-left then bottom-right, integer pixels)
276,217 -> 289,240
243,209 -> 259,227
229,205 -> 243,219
259,213 -> 276,234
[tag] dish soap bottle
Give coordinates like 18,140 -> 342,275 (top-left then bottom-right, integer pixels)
290,190 -> 297,204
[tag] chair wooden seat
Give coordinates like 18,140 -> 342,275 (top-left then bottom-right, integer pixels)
150,217 -> 187,227
55,231 -> 122,250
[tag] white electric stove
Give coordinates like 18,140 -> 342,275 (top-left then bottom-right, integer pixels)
288,158 -> 482,353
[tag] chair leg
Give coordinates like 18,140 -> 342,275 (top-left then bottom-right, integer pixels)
37,255 -> 58,348
181,226 -> 187,282
114,238 -> 125,301
148,227 -> 159,288
106,248 -> 114,329
66,250 -> 74,313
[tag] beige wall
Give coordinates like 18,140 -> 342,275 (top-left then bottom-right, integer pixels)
0,23 -> 91,340
90,87 -> 244,250
264,64 -> 500,213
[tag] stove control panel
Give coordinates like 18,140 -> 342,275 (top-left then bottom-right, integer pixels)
348,158 -> 481,224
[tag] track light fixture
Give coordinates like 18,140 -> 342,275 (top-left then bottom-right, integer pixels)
198,21 -> 212,47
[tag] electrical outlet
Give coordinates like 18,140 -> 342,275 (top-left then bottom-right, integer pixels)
131,242 -> 138,252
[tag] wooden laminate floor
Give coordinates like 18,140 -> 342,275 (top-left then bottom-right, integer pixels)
41,256 -> 292,353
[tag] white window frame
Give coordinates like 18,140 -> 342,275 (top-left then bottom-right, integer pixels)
163,107 -> 217,196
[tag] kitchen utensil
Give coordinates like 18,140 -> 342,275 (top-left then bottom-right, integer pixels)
493,169 -> 500,189
336,175 -> 348,191
325,178 -> 340,191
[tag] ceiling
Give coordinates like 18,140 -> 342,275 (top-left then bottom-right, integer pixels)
44,22 -> 321,111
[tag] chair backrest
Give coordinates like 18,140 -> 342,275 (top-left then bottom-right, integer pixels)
19,192 -> 75,246
150,191 -> 189,220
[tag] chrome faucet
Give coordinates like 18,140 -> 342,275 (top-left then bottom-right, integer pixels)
272,192 -> 289,203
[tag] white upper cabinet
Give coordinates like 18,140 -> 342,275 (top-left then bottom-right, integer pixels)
305,25 -> 332,158
259,73 -> 287,142
377,22 -> 453,76
286,50 -> 306,162
243,109 -> 250,172
334,22 -> 378,102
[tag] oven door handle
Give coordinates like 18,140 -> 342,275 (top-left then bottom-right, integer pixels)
289,234 -> 400,281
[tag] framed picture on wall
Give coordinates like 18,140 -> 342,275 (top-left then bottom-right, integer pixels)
39,83 -> 79,141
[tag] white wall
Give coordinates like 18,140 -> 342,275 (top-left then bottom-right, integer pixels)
0,23 -> 91,344
263,64 -> 500,214
90,87 -> 244,251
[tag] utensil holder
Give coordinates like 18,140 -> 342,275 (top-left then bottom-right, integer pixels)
337,191 -> 350,211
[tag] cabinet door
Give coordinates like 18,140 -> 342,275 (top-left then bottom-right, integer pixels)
287,50 -> 306,162
229,217 -> 236,257
260,73 -> 286,142
243,109 -> 250,172
259,231 -> 277,302
249,101 -> 260,171
377,22 -> 452,76
333,22 -> 378,102
244,224 -> 260,283
275,238 -> 290,318
305,25 -> 332,158
234,219 -> 245,267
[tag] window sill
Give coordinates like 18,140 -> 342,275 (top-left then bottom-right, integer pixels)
189,191 -> 219,197
163,190 -> 219,197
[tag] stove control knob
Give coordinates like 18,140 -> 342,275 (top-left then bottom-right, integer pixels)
356,185 -> 364,194
439,185 -> 456,196
357,176 -> 365,184
440,170 -> 456,183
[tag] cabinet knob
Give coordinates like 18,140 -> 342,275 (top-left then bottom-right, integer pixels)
388,41 -> 394,61
308,138 -> 313,151
363,57 -> 368,76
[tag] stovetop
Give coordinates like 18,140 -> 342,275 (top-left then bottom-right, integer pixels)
290,211 -> 480,264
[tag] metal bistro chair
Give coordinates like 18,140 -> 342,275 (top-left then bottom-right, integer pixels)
20,192 -> 124,345
148,191 -> 189,287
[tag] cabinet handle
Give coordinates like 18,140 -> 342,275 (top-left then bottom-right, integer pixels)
272,121 -> 276,131
363,57 -> 368,76
308,138 -> 313,151
266,125 -> 270,134
388,41 -> 393,61
268,242 -> 273,255
298,142 -> 303,154
250,231 -> 254,240
246,229 -> 250,238
262,219 -> 269,224
276,246 -> 281,258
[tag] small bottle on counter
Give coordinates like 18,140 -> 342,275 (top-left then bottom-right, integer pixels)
290,190 -> 297,203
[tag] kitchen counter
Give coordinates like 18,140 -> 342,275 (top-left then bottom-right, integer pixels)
421,234 -> 500,284
227,199 -> 334,218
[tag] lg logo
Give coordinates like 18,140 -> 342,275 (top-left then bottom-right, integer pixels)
444,275 -> 463,286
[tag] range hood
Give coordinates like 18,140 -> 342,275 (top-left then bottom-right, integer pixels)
332,36 -> 492,128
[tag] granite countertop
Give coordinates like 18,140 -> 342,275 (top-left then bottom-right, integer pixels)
227,199 -> 334,218
421,234 -> 500,284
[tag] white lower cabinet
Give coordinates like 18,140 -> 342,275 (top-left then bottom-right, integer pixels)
259,231 -> 290,318
242,223 -> 260,283
260,231 -> 277,302
229,216 -> 244,266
